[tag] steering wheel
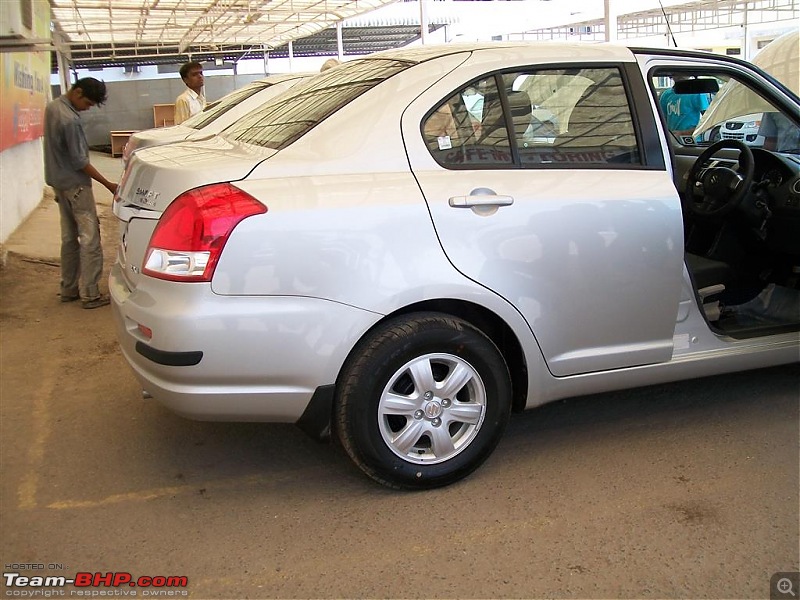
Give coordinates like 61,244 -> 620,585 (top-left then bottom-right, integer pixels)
685,139 -> 755,217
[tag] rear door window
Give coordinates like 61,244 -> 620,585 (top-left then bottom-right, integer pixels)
422,66 -> 641,169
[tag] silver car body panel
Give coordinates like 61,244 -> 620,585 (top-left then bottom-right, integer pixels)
109,270 -> 382,421
412,167 -> 683,376
110,43 -> 799,423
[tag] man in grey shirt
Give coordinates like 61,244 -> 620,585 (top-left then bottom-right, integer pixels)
44,78 -> 118,308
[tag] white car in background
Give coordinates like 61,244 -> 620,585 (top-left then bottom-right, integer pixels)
121,72 -> 311,165
698,112 -> 767,147
717,112 -> 766,146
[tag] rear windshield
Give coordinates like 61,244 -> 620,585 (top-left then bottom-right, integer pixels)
183,80 -> 273,130
224,58 -> 413,149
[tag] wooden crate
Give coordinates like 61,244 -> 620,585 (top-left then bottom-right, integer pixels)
110,130 -> 138,157
153,104 -> 176,127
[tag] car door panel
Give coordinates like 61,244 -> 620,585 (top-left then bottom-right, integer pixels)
403,61 -> 685,377
412,168 -> 683,376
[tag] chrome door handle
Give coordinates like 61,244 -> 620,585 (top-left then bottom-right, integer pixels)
449,187 -> 514,208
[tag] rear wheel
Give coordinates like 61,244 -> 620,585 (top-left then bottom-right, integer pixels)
335,313 -> 512,489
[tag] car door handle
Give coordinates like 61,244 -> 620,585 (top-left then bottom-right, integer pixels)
449,188 -> 514,208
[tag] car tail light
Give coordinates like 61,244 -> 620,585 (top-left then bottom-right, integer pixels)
143,183 -> 266,282
121,137 -> 138,164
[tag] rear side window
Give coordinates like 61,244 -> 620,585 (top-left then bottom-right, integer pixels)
422,66 -> 641,168
225,59 -> 412,149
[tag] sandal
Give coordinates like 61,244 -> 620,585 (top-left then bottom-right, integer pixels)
82,294 -> 110,309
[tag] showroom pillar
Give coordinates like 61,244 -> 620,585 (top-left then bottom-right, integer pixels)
741,2 -> 751,59
336,22 -> 343,60
53,31 -> 71,93
604,0 -> 618,43
420,0 -> 429,45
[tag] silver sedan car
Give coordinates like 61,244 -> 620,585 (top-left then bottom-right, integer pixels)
111,42 -> 800,489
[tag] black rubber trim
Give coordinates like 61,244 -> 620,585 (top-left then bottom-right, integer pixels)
295,384 -> 335,442
135,342 -> 203,366
621,62 -> 666,170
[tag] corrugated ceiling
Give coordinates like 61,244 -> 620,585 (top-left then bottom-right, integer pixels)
47,0 -> 800,69
50,0 -> 403,61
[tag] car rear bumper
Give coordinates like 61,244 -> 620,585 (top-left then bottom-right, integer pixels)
109,262 -> 381,422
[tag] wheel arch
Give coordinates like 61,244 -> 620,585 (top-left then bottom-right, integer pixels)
383,299 -> 528,414
296,298 -> 529,443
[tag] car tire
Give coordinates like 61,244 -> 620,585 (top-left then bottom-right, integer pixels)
335,312 -> 512,489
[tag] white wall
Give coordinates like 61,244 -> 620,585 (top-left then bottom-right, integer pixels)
0,139 -> 45,244
51,54 -> 355,87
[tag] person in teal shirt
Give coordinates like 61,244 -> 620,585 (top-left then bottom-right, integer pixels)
659,76 -> 711,137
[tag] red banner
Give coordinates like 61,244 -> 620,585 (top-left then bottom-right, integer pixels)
0,52 -> 49,152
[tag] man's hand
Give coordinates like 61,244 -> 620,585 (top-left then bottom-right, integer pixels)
83,162 -> 119,196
